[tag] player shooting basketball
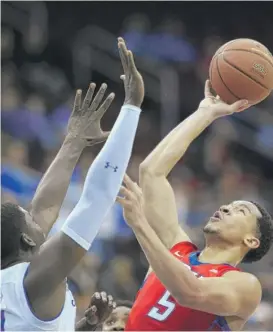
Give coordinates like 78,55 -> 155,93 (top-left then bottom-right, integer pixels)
117,82 -> 273,331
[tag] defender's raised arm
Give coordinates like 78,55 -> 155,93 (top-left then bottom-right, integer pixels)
29,82 -> 114,236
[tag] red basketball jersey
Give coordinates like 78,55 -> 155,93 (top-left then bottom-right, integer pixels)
126,242 -> 241,331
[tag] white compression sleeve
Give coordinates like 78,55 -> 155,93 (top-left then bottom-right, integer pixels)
61,105 -> 141,250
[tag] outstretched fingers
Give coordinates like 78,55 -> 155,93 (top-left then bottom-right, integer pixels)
230,99 -> 249,113
94,92 -> 115,120
123,173 -> 134,189
72,89 -> 82,115
123,174 -> 142,197
204,80 -> 215,99
89,83 -> 108,111
83,83 -> 96,109
127,51 -> 138,74
116,184 -> 134,206
118,37 -> 129,75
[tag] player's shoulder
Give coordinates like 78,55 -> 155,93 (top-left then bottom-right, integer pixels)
224,270 -> 262,294
1,262 -> 29,283
170,240 -> 198,256
223,271 -> 262,317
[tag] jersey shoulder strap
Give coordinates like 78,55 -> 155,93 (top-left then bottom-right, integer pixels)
171,241 -> 198,256
217,264 -> 241,277
2,262 -> 61,330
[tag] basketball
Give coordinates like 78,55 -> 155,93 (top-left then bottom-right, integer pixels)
209,39 -> 273,105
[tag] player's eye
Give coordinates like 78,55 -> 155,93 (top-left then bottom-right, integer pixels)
239,209 -> 246,215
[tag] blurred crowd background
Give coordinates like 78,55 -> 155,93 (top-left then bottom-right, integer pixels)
1,2 -> 273,330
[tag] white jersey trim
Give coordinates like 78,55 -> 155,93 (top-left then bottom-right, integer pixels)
13,262 -> 63,330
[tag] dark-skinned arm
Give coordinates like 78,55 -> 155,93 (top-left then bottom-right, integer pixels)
29,136 -> 85,236
75,317 -> 97,331
24,37 -> 145,322
29,83 -> 112,237
75,291 -> 116,331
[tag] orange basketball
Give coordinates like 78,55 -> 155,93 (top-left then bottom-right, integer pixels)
209,39 -> 273,105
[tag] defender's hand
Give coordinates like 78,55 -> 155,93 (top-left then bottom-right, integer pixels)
199,80 -> 250,119
85,292 -> 116,326
67,83 -> 115,146
117,174 -> 146,228
118,37 -> 144,108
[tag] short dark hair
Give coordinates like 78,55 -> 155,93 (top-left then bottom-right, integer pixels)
116,299 -> 134,309
242,201 -> 273,263
1,202 -> 26,261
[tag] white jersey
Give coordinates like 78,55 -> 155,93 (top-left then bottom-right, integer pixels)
1,262 -> 76,331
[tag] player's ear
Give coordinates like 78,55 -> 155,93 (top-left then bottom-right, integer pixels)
21,233 -> 36,250
243,235 -> 260,250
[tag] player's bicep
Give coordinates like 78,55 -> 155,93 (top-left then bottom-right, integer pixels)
139,170 -> 190,248
182,272 -> 261,318
24,233 -> 84,320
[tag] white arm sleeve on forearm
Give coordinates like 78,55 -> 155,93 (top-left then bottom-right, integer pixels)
61,105 -> 141,250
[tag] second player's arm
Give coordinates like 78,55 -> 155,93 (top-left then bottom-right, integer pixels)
24,104 -> 141,320
140,107 -> 215,248
29,82 -> 113,237
24,37 -> 145,321
29,135 -> 85,236
140,80 -> 249,249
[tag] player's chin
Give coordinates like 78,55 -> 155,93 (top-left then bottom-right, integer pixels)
203,223 -> 220,234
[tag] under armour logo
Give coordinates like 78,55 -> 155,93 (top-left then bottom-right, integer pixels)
105,162 -> 118,172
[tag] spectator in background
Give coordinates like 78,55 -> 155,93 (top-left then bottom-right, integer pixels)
50,94 -> 75,141
1,139 -> 40,205
123,15 -> 196,63
1,27 -> 15,59
196,35 -> 223,82
2,92 -> 57,152
148,17 -> 196,62
122,13 -> 151,56
1,63 -> 18,88
98,256 -> 138,302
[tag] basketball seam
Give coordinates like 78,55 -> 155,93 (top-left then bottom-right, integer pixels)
223,55 -> 269,90
218,49 -> 273,68
216,56 -> 241,101
212,40 -> 239,61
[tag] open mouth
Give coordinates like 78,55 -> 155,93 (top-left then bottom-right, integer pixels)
210,211 -> 222,222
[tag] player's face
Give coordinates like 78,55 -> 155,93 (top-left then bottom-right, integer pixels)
19,207 -> 45,250
102,306 -> 130,331
203,200 -> 261,249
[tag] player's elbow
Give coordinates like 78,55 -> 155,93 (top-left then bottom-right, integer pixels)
139,161 -> 153,176
139,162 -> 164,180
173,286 -> 205,307
178,289 -> 239,316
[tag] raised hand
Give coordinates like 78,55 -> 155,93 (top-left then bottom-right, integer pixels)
67,83 -> 115,146
199,80 -> 251,119
118,37 -> 144,108
117,174 -> 146,228
85,292 -> 116,326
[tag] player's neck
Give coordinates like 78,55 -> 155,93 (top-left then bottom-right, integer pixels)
199,244 -> 243,266
1,257 -> 25,269
1,251 -> 31,269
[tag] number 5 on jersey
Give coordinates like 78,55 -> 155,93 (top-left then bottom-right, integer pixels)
148,291 -> 175,321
